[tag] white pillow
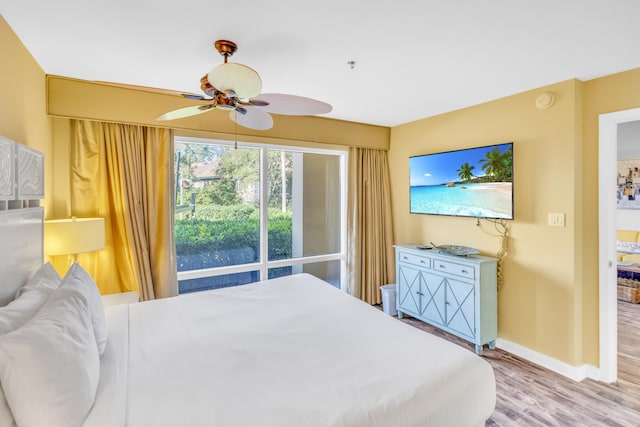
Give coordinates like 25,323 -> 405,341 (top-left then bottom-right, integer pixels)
0,263 -> 60,427
0,263 -> 61,335
15,262 -> 61,298
60,263 -> 108,355
0,285 -> 100,427
617,240 -> 640,254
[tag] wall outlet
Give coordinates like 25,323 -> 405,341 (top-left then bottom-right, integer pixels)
548,212 -> 566,227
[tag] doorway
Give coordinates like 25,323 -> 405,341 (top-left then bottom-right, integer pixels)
598,107 -> 640,383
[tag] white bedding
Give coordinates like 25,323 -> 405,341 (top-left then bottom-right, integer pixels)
85,273 -> 495,427
83,304 -> 129,427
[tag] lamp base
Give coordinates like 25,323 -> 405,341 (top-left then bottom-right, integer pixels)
67,254 -> 79,267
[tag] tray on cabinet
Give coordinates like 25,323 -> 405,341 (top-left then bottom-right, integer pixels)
434,245 -> 480,257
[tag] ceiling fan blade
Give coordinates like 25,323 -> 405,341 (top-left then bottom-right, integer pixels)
229,108 -> 273,130
251,93 -> 332,116
236,98 -> 270,107
182,93 -> 210,101
156,104 -> 215,121
208,63 -> 262,99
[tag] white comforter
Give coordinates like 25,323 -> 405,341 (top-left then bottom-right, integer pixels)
84,273 -> 495,427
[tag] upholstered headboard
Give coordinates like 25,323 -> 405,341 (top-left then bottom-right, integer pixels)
0,135 -> 45,306
0,208 -> 44,306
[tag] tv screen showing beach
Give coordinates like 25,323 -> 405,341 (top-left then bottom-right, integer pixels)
409,142 -> 514,219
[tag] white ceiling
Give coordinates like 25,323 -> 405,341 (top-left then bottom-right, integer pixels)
2,1 -> 639,127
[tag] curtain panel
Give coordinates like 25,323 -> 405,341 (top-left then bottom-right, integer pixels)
347,147 -> 395,304
70,120 -> 177,300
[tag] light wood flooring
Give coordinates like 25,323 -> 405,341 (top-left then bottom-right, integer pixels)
394,301 -> 640,426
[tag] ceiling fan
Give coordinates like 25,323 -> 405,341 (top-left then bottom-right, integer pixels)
156,40 -> 332,130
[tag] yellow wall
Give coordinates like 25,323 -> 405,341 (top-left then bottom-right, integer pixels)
389,68 -> 640,367
0,16 -> 53,215
389,80 -> 584,364
0,16 -> 71,274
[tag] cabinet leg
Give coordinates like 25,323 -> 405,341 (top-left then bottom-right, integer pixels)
488,340 -> 496,350
397,310 -> 403,319
475,344 -> 484,356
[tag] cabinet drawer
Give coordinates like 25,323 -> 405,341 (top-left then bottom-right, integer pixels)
398,251 -> 431,268
433,259 -> 475,280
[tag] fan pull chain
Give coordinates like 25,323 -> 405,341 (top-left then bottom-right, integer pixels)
234,111 -> 238,150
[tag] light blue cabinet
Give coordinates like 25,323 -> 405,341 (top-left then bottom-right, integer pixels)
395,245 -> 497,355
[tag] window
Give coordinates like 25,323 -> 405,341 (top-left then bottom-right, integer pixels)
174,137 -> 346,293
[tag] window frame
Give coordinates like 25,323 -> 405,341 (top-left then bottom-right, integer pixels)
174,136 -> 348,291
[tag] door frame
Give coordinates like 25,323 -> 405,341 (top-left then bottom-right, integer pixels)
598,107 -> 640,382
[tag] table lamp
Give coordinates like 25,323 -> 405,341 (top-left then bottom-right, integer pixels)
44,217 -> 105,263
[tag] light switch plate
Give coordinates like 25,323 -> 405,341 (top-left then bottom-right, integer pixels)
548,213 -> 565,227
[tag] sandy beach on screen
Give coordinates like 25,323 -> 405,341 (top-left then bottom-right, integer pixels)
465,182 -> 512,195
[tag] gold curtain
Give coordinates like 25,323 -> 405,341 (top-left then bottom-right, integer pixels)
347,147 -> 395,304
70,120 -> 177,300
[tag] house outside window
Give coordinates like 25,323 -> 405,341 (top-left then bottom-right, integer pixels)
174,137 -> 347,293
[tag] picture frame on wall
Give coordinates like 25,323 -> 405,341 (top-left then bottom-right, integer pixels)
617,159 -> 640,209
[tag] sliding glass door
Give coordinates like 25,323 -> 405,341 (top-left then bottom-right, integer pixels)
174,137 -> 346,293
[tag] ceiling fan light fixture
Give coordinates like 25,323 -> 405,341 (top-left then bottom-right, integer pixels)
207,62 -> 262,99
157,39 -> 331,131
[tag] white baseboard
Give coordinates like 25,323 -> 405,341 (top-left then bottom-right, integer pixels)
584,364 -> 605,382
495,338 -> 600,382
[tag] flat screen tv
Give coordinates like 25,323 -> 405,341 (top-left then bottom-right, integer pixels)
409,142 -> 514,220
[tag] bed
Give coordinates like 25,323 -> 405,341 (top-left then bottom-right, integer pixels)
0,138 -> 496,427
80,273 -> 496,427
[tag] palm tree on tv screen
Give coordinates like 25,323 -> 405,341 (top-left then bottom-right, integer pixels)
479,147 -> 511,181
457,162 -> 475,182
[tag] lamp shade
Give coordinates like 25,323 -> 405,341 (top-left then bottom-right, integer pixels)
44,217 -> 105,256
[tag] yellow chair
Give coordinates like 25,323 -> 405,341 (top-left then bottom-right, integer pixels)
617,230 -> 640,263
